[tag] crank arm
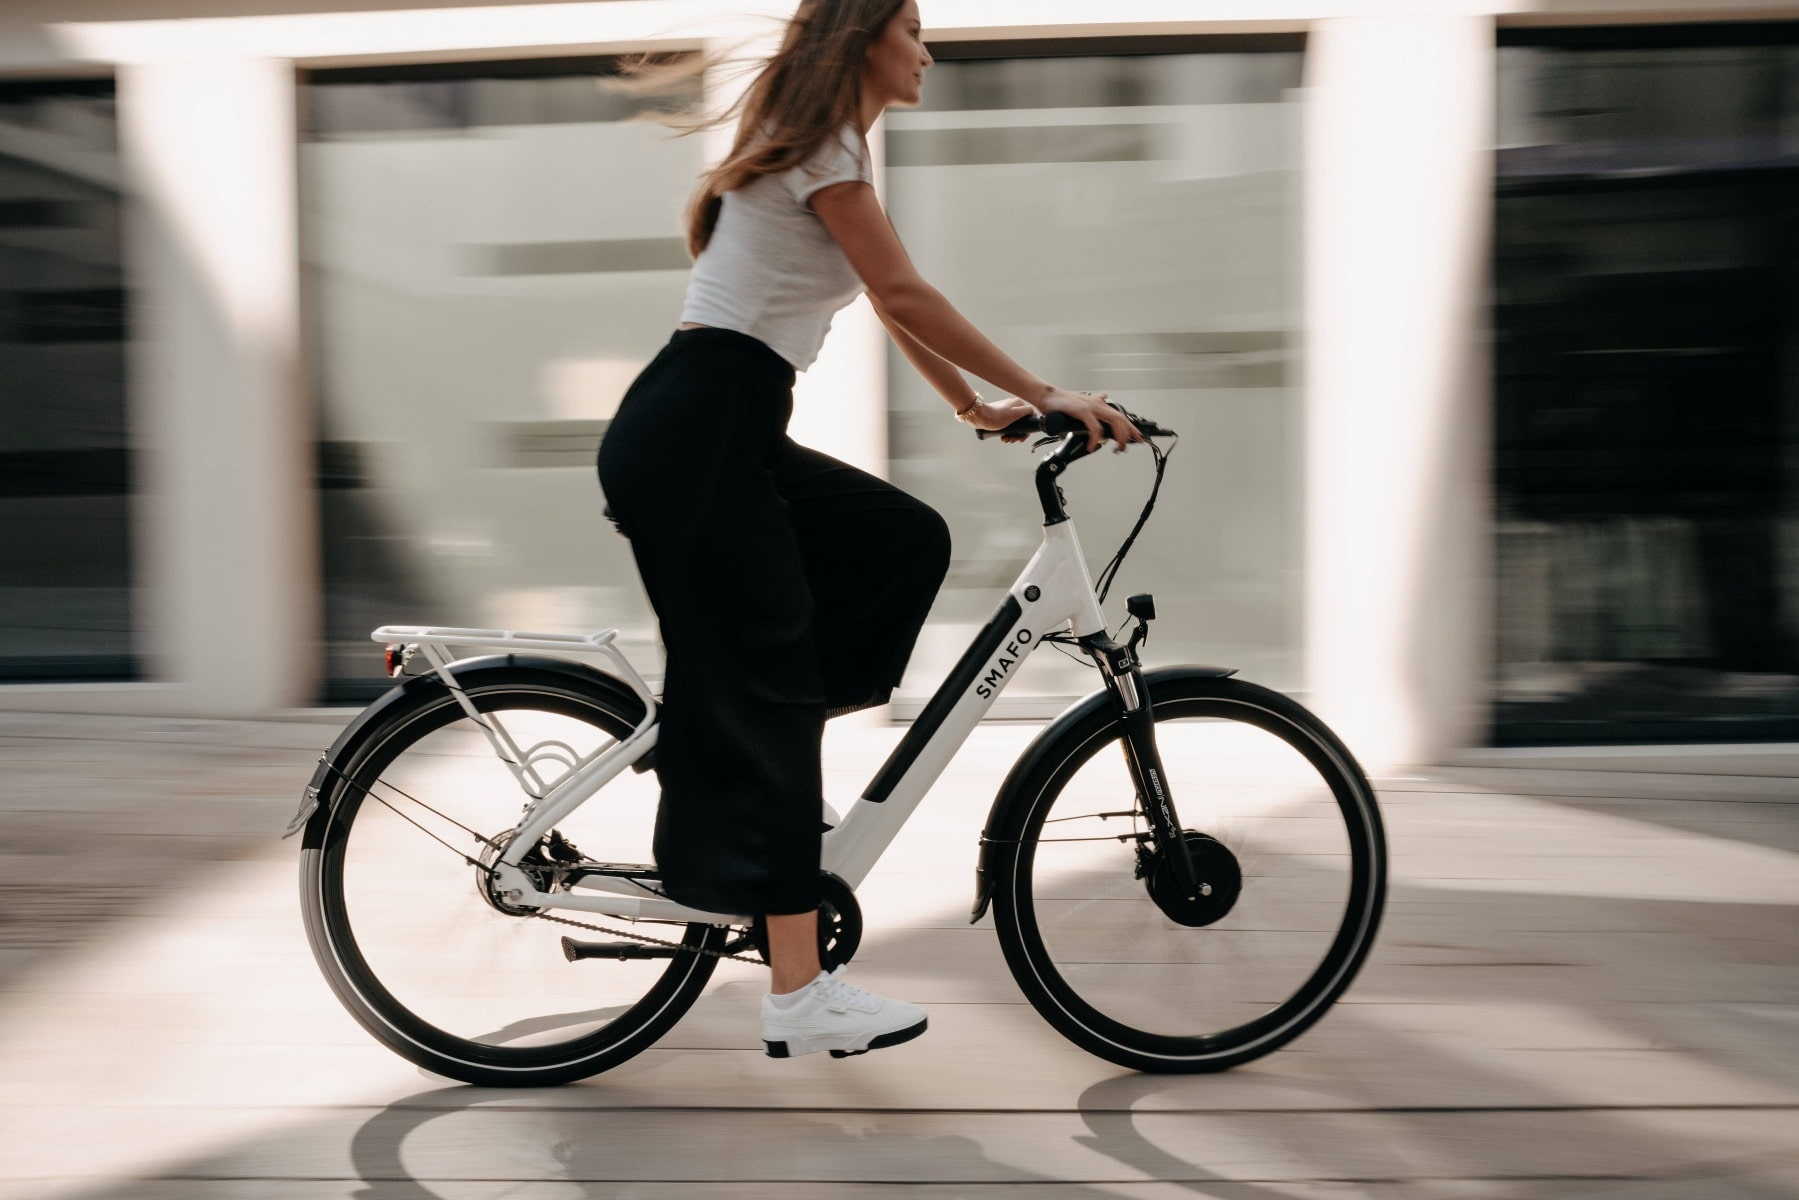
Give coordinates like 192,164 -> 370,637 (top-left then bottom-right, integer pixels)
560,937 -> 682,962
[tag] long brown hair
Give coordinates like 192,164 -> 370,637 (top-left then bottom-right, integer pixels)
629,0 -> 905,257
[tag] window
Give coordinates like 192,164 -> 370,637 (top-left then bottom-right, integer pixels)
1494,26 -> 1799,742
885,41 -> 1306,714
0,78 -> 135,682
301,58 -> 700,700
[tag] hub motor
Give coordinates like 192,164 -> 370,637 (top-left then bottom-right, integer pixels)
475,831 -> 546,916
1146,832 -> 1242,927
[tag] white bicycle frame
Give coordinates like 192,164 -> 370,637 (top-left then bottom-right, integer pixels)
371,518 -> 1109,928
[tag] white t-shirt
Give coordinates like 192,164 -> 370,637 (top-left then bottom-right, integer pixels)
679,124 -> 873,371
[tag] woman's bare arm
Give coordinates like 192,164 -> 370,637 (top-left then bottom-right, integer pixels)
813,180 -> 1046,400
872,296 -> 1036,438
811,179 -> 1140,449
869,294 -> 977,411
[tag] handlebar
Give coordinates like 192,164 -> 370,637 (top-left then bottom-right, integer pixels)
973,400 -> 1176,590
974,406 -> 1176,442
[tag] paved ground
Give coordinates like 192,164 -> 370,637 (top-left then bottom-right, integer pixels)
1,709 -> 1796,1199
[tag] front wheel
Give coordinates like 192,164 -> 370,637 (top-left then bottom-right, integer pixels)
990,674 -> 1386,1073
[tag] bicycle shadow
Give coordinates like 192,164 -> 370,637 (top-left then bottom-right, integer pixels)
24,869 -> 1799,1200
342,1085 -> 510,1200
336,1082 -> 1031,1200
334,1077 -> 1330,1200
474,1004 -> 629,1046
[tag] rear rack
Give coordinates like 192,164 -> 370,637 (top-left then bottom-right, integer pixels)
371,625 -> 621,655
370,623 -> 657,799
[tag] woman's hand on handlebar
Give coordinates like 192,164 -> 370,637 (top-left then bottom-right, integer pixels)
961,395 -> 1038,442
1037,386 -> 1144,452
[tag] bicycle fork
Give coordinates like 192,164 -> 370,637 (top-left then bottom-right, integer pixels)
1085,624 -> 1206,904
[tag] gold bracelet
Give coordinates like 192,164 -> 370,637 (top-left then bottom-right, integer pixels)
955,392 -> 986,422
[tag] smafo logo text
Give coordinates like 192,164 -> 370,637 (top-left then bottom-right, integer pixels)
974,628 -> 1034,699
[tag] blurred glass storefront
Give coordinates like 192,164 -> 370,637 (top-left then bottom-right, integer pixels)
1494,26 -> 1799,743
302,42 -> 1305,711
884,41 -> 1306,714
0,79 -> 136,683
301,59 -> 699,701
17,3 -> 1796,757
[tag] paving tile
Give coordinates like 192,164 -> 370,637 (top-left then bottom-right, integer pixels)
1,713 -> 1795,1196
4,1105 -> 1796,1194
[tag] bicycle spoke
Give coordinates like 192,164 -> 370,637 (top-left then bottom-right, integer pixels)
322,761 -> 493,868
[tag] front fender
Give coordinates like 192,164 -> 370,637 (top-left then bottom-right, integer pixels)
968,663 -> 1235,924
285,653 -> 651,850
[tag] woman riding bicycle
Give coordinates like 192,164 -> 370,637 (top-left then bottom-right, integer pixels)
597,0 -> 1142,1059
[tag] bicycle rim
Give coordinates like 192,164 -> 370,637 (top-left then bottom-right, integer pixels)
1001,682 -> 1384,1069
305,679 -> 719,1081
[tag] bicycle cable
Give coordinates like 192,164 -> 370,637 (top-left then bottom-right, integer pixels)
1092,433 -> 1175,607
1035,429 -> 1175,668
320,759 -> 497,863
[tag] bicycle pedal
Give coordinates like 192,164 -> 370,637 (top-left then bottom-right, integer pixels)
829,1047 -> 869,1058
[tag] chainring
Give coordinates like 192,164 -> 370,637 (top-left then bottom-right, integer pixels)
748,871 -> 863,970
1146,831 -> 1243,928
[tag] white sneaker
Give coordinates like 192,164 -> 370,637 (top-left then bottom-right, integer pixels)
761,966 -> 928,1059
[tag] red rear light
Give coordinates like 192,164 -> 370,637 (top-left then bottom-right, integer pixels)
384,644 -> 402,678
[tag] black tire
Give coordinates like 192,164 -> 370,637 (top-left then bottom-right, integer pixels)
990,675 -> 1385,1073
299,665 -> 722,1087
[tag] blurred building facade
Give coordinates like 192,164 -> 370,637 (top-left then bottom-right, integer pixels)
0,0 -> 1795,768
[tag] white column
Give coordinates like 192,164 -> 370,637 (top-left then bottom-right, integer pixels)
1302,16 -> 1495,771
788,117 -> 887,479
118,57 -> 316,715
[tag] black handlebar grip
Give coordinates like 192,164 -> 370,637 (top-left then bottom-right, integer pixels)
974,408 -> 1175,441
974,412 -> 1083,440
975,415 -> 1038,440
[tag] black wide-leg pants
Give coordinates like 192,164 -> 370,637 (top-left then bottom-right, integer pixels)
597,327 -> 951,916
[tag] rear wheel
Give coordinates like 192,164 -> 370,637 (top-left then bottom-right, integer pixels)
299,666 -> 724,1087
991,674 -> 1385,1072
